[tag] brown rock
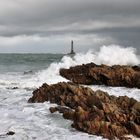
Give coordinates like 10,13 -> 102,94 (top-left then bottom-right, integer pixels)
129,122 -> 140,137
133,102 -> 140,112
60,63 -> 140,88
49,107 -> 58,113
86,94 -> 103,109
28,82 -> 140,139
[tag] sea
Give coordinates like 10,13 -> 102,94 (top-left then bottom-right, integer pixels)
0,45 -> 140,140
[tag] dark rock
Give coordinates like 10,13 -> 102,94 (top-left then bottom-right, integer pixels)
59,63 -> 140,88
133,102 -> 140,112
6,131 -> 15,135
132,66 -> 140,71
23,70 -> 33,75
12,87 -> 18,89
28,82 -> 140,139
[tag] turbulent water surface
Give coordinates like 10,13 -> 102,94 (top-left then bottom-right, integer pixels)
0,45 -> 140,140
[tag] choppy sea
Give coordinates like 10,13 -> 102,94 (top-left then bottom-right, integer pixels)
0,45 -> 140,140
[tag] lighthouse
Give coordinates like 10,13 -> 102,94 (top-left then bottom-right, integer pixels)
70,40 -> 75,54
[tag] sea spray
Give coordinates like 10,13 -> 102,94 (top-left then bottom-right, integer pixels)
35,45 -> 140,86
96,45 -> 140,65
0,49 -> 140,140
1,45 -> 139,89
35,51 -> 96,85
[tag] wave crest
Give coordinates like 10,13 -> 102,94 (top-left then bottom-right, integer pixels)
35,45 -> 140,85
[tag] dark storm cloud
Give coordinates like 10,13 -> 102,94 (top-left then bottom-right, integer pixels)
0,0 -> 140,53
1,0 -> 140,29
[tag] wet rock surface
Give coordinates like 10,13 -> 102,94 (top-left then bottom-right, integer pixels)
29,82 -> 140,139
59,63 -> 140,89
0,131 -> 15,138
6,131 -> 15,135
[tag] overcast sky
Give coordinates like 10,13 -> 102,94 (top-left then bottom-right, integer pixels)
0,0 -> 140,53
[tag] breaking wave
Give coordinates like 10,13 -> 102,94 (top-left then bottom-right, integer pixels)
0,45 -> 140,140
95,45 -> 140,66
1,45 -> 139,89
34,45 -> 140,86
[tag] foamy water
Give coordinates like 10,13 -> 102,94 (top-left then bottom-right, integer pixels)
0,45 -> 140,140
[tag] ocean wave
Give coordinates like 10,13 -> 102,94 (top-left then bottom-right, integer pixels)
0,45 -> 140,140
0,45 -> 139,89
35,45 -> 140,85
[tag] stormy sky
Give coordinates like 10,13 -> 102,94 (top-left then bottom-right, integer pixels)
0,0 -> 140,53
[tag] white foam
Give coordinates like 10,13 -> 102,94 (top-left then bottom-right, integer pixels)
0,45 -> 140,140
33,45 -> 140,86
0,45 -> 139,89
96,45 -> 140,65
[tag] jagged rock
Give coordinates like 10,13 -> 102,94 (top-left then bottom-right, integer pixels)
6,131 -> 15,135
0,131 -> 15,138
129,122 -> 140,137
133,102 -> 140,112
28,82 -> 140,139
59,63 -> 140,88
72,120 -> 128,140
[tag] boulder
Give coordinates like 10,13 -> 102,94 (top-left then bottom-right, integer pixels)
59,63 -> 140,88
28,82 -> 140,139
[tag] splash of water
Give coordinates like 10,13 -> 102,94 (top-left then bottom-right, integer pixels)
2,45 -> 139,89
34,45 -> 140,86
96,45 -> 140,65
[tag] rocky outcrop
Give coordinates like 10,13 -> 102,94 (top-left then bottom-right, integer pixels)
28,82 -> 140,139
0,131 -> 15,138
59,63 -> 140,88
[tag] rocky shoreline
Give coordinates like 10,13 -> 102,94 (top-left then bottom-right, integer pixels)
60,63 -> 140,89
28,82 -> 140,140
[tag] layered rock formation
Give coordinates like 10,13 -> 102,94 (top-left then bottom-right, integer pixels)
60,63 -> 140,88
28,82 -> 140,139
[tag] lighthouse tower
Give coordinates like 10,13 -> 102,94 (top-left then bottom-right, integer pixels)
70,40 -> 75,54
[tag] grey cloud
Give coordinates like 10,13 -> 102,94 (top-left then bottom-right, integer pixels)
0,0 -> 140,53
1,0 -> 140,26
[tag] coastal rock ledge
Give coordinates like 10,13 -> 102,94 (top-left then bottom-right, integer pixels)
28,82 -> 140,140
60,63 -> 140,89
